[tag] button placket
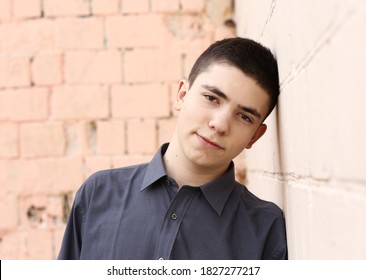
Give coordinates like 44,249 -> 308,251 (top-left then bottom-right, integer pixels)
154,187 -> 196,260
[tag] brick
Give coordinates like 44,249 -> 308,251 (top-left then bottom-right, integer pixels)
37,158 -> 84,194
64,51 -> 122,84
183,38 -> 213,77
0,160 -> 30,195
0,231 -> 23,259
0,55 -> 30,88
0,0 -> 11,20
20,157 -> 84,195
287,182 -> 366,259
127,119 -> 157,154
64,122 -> 87,156
0,88 -> 49,121
121,0 -> 149,13
206,0 -> 233,26
180,0 -> 205,12
13,0 -> 41,19
214,25 -> 236,41
24,229 -> 54,259
18,194 -> 64,229
124,48 -> 181,83
97,121 -> 126,155
157,118 -> 176,145
92,0 -> 119,14
151,0 -> 179,12
106,15 -> 171,48
0,194 -> 18,230
52,85 -> 109,120
55,17 -> 104,50
47,196 -> 64,221
0,123 -> 18,158
20,122 -> 65,158
43,0 -> 90,17
0,20 -> 54,54
65,122 -> 98,156
32,52 -> 62,85
84,156 -> 111,178
112,154 -> 153,168
18,194 -> 48,228
111,84 -> 171,119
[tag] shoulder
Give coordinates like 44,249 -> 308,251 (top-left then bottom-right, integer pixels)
233,182 -> 284,218
75,163 -> 149,203
233,183 -> 287,259
87,163 -> 149,185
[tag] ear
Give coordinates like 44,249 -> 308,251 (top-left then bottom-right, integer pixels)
246,124 -> 267,149
174,80 -> 189,111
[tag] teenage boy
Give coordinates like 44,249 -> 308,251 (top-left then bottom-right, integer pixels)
58,37 -> 287,260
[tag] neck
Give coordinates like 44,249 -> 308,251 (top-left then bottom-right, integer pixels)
163,134 -> 228,188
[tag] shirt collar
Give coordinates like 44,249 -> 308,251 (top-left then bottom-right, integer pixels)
141,143 -> 237,216
200,162 -> 236,216
140,143 -> 169,191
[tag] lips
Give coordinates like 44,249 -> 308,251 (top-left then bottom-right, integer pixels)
196,133 -> 223,150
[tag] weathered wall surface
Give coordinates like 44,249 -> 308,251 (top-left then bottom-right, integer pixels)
235,0 -> 366,259
0,0 -> 235,259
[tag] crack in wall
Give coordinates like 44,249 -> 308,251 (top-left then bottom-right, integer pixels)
280,5 -> 360,89
260,0 -> 277,38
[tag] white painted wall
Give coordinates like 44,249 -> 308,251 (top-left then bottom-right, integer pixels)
235,0 -> 366,259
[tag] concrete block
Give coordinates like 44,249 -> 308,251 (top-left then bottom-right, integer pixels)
126,119 -> 157,154
92,0 -> 119,15
0,20 -> 54,54
84,156 -> 112,178
111,84 -> 170,118
151,0 -> 179,12
32,52 -> 62,85
55,17 -> 104,49
97,121 -> 126,155
64,51 -> 122,84
13,0 -> 41,19
157,118 -> 176,146
0,0 -> 11,20
124,48 -> 181,83
112,154 -> 153,168
0,88 -> 49,121
0,123 -> 18,158
44,0 -> 90,16
106,15 -> 171,48
180,0 -> 205,12
52,85 -> 109,120
20,122 -> 65,158
121,0 -> 149,14
0,55 -> 30,87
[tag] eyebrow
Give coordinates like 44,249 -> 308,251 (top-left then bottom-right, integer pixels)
201,84 -> 262,119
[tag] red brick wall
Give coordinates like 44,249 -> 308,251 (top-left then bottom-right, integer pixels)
0,0 -> 235,259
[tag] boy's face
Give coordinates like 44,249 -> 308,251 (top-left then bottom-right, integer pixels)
174,63 -> 270,171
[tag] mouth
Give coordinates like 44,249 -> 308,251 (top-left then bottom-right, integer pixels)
196,133 -> 224,150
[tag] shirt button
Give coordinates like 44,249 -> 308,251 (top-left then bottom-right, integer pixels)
171,213 -> 178,220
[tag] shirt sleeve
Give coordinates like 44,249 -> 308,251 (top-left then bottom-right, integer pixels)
57,184 -> 87,260
262,213 -> 288,260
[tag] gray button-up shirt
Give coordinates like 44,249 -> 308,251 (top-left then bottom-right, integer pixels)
58,143 -> 287,259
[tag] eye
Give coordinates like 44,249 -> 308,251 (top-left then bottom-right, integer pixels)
204,95 -> 219,103
238,113 -> 253,123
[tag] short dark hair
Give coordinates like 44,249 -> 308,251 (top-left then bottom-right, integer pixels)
188,37 -> 280,119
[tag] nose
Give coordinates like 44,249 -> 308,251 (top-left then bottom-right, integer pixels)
208,110 -> 230,135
